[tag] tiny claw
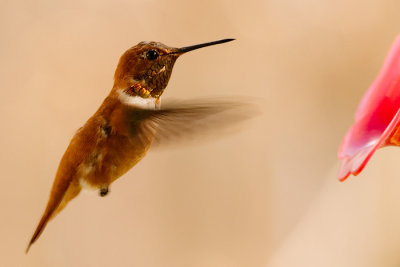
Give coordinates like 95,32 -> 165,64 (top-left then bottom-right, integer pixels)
99,188 -> 109,197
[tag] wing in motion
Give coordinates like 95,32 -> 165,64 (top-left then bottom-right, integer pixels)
125,98 -> 257,148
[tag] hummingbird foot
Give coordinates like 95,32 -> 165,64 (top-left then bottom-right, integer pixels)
99,187 -> 109,197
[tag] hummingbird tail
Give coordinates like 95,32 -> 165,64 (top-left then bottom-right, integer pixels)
26,179 -> 81,253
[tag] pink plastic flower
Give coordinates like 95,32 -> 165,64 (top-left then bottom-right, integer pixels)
338,35 -> 400,181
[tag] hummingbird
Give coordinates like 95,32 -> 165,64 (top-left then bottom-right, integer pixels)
26,38 -> 249,252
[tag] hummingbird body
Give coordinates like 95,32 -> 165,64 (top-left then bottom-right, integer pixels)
27,39 -> 240,252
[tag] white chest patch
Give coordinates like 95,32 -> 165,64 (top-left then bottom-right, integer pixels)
118,90 -> 160,110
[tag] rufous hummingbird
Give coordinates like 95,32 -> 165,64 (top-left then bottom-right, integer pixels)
26,38 -> 249,252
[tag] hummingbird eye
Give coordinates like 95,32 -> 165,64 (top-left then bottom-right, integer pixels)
146,50 -> 159,60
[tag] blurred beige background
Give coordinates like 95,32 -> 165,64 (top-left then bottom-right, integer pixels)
2,0 -> 400,266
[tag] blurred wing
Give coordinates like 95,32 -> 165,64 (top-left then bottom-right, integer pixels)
124,98 -> 257,148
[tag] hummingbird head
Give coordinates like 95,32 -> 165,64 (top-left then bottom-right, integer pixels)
113,39 -> 234,98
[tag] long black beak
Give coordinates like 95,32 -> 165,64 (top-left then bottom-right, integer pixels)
174,38 -> 235,54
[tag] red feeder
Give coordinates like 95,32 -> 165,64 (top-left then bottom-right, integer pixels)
338,35 -> 400,181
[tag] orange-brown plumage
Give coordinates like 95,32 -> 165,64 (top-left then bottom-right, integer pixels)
26,39 -> 251,253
